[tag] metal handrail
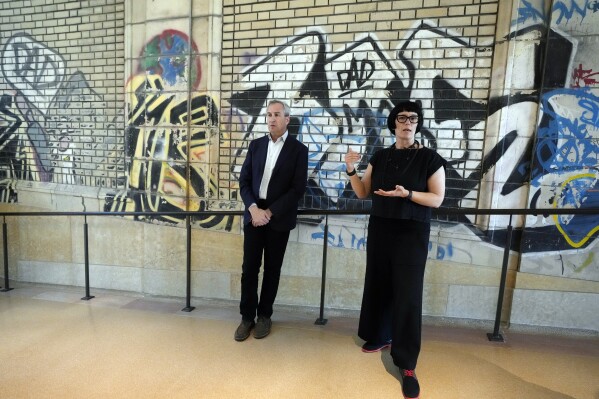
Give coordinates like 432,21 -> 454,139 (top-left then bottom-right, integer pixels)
1,207 -> 598,342
1,207 -> 599,216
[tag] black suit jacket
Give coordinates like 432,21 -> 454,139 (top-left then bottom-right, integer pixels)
239,134 -> 308,231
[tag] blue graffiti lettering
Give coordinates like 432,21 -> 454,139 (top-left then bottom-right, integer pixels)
533,88 -> 599,182
513,0 -> 547,25
436,246 -> 445,259
435,242 -> 454,260
310,225 -> 366,249
553,0 -> 589,24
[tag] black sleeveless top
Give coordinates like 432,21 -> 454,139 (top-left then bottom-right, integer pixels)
369,145 -> 446,223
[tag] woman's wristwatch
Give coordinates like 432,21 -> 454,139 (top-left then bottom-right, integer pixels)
406,190 -> 413,200
346,168 -> 356,176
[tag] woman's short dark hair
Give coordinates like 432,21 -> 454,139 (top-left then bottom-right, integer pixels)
387,101 -> 423,133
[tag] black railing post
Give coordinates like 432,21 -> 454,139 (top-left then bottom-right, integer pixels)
181,215 -> 195,312
315,214 -> 329,325
487,213 -> 513,342
1,216 -> 13,292
81,214 -> 94,300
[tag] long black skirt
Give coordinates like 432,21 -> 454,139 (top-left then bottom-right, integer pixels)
358,215 -> 430,370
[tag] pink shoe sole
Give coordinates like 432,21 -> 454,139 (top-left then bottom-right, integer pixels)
361,343 -> 391,353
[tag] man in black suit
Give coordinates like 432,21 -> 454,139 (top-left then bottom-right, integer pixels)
235,100 -> 309,341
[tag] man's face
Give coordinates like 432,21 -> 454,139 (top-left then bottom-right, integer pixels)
266,103 -> 290,139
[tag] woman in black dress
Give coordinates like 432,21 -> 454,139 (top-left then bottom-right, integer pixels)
344,101 -> 446,399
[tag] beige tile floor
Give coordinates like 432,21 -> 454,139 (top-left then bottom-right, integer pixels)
1,282 -> 598,399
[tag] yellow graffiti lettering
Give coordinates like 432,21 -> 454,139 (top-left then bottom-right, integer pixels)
552,173 -> 599,248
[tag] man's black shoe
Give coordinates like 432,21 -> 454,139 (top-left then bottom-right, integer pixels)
234,320 -> 255,342
253,316 -> 272,339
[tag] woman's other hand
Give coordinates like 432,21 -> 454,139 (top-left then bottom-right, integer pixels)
374,185 -> 409,197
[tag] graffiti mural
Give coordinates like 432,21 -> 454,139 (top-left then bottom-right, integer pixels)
107,29 -> 234,229
227,23 -> 496,244
1,2 -> 597,281
224,7 -> 599,280
229,24 -> 489,212
522,87 -> 599,254
0,29 -> 233,230
0,33 -> 124,194
514,1 -> 599,281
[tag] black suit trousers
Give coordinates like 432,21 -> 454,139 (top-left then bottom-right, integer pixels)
240,223 -> 290,321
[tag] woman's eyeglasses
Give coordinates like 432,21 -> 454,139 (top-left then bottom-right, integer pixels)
396,115 -> 419,124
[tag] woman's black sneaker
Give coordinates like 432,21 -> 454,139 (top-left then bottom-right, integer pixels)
361,340 -> 392,353
399,368 -> 420,399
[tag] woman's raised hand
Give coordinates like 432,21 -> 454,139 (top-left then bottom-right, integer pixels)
345,149 -> 361,171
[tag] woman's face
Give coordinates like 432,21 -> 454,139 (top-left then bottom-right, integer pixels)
394,111 -> 419,141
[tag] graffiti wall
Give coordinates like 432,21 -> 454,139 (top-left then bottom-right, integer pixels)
221,0 -> 598,281
107,28 -> 235,230
0,3 -> 235,231
517,0 -> 599,279
1,0 -> 598,285
0,32 -> 125,198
